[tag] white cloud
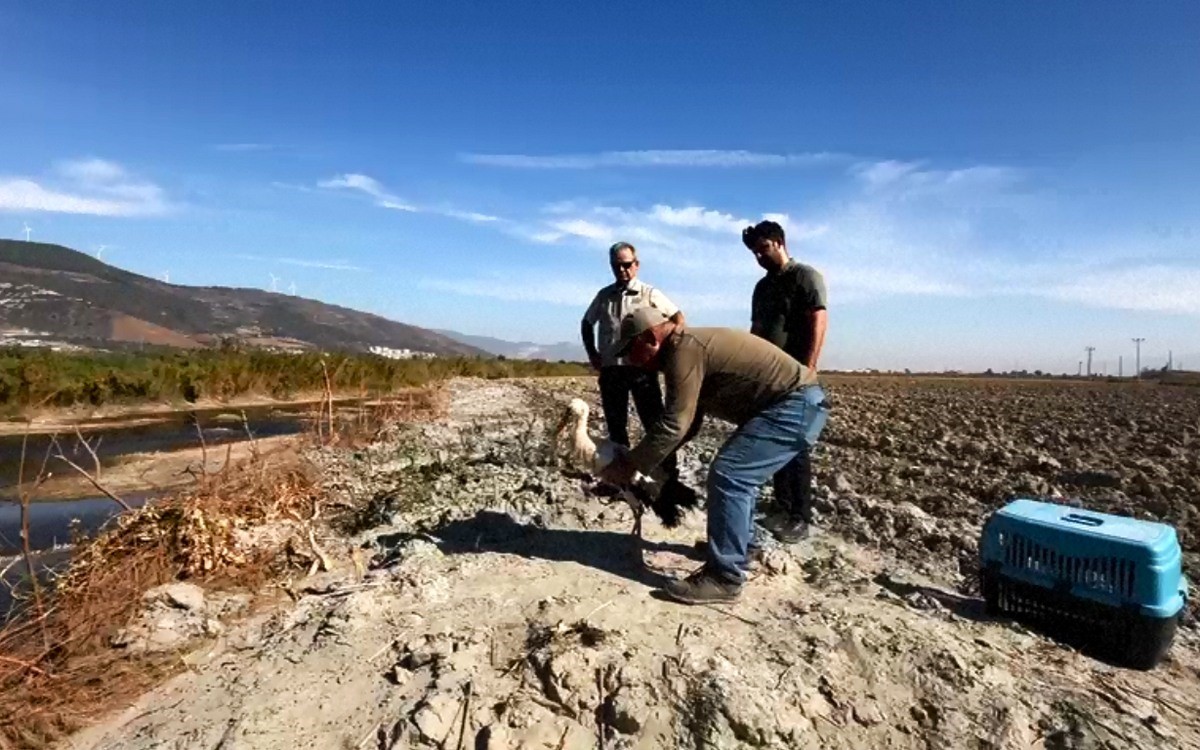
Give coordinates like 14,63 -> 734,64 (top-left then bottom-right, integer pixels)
649,205 -> 745,234
852,160 -> 1024,197
0,159 -> 171,216
317,173 -> 507,222
420,277 -> 598,307
318,173 -> 418,212
440,209 -> 500,223
1039,265 -> 1200,315
233,253 -> 365,271
459,149 -> 846,169
548,218 -> 613,241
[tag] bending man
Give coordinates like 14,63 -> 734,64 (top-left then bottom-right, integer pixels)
600,308 -> 830,604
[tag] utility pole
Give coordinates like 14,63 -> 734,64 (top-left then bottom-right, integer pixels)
1085,346 -> 1095,377
1077,361 -> 1082,376
1168,350 -> 1173,371
1132,338 -> 1145,379
1119,356 -> 1123,378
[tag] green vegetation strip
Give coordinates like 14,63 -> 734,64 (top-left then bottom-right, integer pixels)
0,347 -> 588,412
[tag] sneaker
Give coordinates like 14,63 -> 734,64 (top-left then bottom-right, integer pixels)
770,517 -> 812,544
691,541 -> 763,573
662,566 -> 743,605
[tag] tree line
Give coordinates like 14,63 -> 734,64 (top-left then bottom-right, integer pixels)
0,346 -> 588,412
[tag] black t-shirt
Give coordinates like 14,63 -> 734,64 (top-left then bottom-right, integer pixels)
750,260 -> 827,365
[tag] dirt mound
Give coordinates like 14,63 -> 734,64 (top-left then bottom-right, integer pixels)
64,377 -> 1200,749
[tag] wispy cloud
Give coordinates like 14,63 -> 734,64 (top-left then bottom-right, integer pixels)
1039,265 -> 1200,316
233,253 -> 365,272
318,173 -> 418,212
851,159 -> 1025,196
212,143 -> 281,152
315,173 -> 501,223
420,277 -> 598,306
0,158 -> 171,216
459,149 -> 847,169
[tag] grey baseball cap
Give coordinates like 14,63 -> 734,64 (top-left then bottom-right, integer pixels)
609,306 -> 670,358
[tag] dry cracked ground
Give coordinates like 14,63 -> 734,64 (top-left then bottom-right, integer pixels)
66,376 -> 1200,750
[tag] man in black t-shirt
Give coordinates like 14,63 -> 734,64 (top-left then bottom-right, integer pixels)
743,220 -> 828,542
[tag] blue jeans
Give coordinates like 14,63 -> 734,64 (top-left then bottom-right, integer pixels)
706,385 -> 829,583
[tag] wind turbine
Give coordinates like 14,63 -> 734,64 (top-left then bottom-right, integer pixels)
22,223 -> 32,242
268,272 -> 279,292
288,281 -> 297,296
96,244 -> 108,260
161,271 -> 170,283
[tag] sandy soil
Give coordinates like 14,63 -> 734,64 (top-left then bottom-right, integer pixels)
62,376 -> 1200,750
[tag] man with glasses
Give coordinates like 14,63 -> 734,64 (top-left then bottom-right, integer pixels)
742,220 -> 828,543
581,242 -> 685,473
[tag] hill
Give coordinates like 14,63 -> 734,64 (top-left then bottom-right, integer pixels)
0,240 -> 485,357
433,329 -> 585,362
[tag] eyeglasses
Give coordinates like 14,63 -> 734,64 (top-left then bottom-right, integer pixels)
612,261 -> 636,270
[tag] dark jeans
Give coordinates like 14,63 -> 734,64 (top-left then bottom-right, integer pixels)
772,448 -> 814,522
706,385 -> 829,583
598,366 -> 677,477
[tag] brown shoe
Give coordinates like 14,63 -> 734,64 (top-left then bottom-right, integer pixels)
662,566 -> 743,605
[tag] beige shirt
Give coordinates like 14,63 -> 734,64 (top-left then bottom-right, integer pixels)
627,327 -> 818,473
583,277 -> 680,367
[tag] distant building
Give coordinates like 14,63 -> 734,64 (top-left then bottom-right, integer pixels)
368,345 -> 436,360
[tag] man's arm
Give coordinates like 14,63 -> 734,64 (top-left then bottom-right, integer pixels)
803,309 -> 828,369
798,268 -> 828,368
580,319 -> 602,370
627,344 -> 703,474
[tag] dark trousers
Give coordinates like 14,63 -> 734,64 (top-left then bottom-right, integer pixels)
772,447 -> 814,522
598,366 -> 677,477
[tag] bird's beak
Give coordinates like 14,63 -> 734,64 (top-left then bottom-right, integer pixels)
553,410 -> 573,438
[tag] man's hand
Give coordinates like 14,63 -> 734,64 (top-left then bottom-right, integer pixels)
599,453 -> 637,486
588,353 -> 603,371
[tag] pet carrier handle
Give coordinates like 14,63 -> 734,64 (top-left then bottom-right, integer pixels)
1062,513 -> 1104,527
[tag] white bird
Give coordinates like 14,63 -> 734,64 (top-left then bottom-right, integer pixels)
555,397 -> 697,539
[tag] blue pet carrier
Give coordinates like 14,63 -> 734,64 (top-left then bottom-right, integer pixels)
980,498 -> 1189,669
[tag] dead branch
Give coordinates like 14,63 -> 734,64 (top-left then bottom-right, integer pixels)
50,436 -> 132,512
72,426 -> 103,480
193,420 -> 209,486
0,653 -> 49,677
320,359 -> 335,442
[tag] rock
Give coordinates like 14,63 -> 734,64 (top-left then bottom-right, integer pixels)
853,702 -> 885,727
832,474 -> 855,495
412,690 -> 462,744
146,582 -> 206,612
607,691 -> 644,734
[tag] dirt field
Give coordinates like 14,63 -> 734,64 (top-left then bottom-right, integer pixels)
62,376 -> 1200,749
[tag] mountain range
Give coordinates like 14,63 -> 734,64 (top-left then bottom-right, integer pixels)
1,240 -> 490,356
432,330 -> 585,363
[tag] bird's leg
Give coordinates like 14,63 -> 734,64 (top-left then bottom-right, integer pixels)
631,508 -> 643,542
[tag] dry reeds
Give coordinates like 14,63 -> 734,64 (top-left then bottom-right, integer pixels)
0,440 -> 318,748
0,385 -> 449,748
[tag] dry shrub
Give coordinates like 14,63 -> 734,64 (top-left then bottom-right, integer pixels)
0,453 -> 320,749
0,385 -> 448,748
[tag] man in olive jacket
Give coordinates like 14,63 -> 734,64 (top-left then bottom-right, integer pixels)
600,308 -> 830,604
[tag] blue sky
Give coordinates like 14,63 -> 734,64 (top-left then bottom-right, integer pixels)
2,1 -> 1198,372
